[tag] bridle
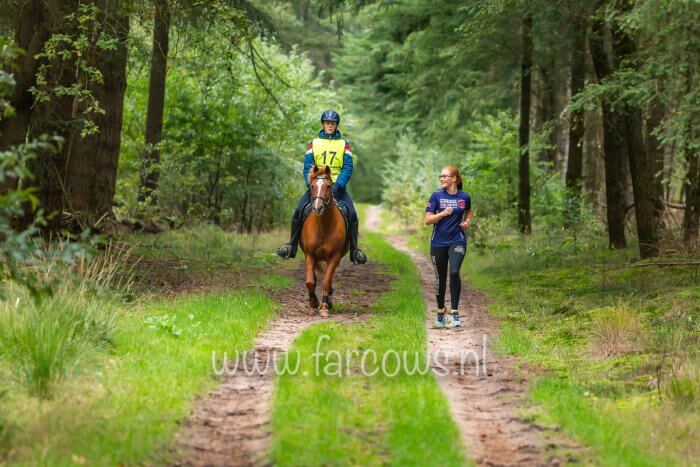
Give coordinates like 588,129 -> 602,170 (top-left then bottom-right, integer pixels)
310,175 -> 332,208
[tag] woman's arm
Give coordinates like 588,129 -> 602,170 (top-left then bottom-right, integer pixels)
425,208 -> 452,225
460,210 -> 472,228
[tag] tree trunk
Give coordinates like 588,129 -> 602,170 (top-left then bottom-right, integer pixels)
20,0 -> 80,233
3,0 -> 129,233
625,106 -> 660,258
533,62 -> 557,169
590,8 -> 627,249
542,67 -> 558,169
613,27 -> 660,258
517,16 -> 532,234
682,104 -> 700,250
646,100 -> 666,231
564,15 -> 587,227
0,0 -> 52,192
582,107 -> 605,213
138,0 -> 171,205
65,0 -> 129,228
683,152 -> 700,251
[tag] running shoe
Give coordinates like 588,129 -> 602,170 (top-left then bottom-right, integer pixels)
449,312 -> 462,327
435,312 -> 446,328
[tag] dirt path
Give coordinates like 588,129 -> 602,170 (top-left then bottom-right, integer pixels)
174,221 -> 391,466
365,205 -> 584,466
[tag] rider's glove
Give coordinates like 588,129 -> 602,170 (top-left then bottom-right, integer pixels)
332,183 -> 343,199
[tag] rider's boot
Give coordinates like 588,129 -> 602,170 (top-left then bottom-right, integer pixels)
276,217 -> 302,259
349,220 -> 367,265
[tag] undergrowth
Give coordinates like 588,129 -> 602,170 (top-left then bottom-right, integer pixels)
0,227 -> 289,464
461,224 -> 700,465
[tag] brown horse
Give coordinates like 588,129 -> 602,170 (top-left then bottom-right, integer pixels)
300,165 -> 349,317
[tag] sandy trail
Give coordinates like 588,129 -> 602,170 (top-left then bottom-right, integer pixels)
174,216 -> 390,466
365,204 -> 584,466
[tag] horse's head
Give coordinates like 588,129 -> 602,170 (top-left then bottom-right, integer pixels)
309,165 -> 333,215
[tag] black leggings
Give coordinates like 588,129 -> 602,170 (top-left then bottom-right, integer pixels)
430,243 -> 466,311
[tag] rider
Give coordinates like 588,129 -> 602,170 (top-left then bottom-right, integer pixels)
276,109 -> 367,264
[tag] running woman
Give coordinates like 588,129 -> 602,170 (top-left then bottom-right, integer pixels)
424,165 -> 472,328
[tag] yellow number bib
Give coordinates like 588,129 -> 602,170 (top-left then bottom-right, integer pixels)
312,138 -> 345,183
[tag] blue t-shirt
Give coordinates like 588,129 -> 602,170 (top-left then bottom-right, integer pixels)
425,189 -> 471,247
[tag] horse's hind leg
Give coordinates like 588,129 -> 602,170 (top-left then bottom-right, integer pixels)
305,255 -> 319,312
319,255 -> 341,317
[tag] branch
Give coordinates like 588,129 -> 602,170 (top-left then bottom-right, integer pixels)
247,38 -> 291,122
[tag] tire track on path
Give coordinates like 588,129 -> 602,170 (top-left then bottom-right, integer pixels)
366,205 -> 585,466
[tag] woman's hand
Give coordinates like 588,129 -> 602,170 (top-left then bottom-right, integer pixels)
441,207 -> 454,217
460,219 -> 470,229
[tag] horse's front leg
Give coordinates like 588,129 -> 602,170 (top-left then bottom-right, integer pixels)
319,254 -> 341,317
305,255 -> 319,312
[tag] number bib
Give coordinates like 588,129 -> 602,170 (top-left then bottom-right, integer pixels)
312,138 -> 345,183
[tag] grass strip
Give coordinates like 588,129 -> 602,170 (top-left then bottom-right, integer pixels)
268,231 -> 469,466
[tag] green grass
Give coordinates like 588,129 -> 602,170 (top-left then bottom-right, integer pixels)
385,201 -> 700,465
268,230 -> 469,466
3,290 -> 279,465
460,232 -> 700,466
0,227 -> 291,465
127,224 -> 285,266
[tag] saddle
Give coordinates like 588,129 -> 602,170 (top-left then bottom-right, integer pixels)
300,200 -> 351,246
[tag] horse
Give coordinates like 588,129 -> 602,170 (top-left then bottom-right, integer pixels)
300,165 -> 349,317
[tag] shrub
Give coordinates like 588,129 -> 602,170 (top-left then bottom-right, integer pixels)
0,283 -> 115,399
663,360 -> 700,408
589,306 -> 647,358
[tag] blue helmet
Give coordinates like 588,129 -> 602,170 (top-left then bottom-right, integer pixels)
320,109 -> 340,124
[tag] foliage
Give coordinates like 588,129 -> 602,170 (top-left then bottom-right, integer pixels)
118,18 -> 337,230
144,314 -> 183,337
29,4 -> 118,137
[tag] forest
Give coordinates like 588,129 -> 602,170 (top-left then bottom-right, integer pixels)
0,0 -> 698,465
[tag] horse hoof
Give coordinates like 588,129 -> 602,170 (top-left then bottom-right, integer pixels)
319,305 -> 329,318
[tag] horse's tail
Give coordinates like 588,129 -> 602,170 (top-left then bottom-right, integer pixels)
314,261 -> 326,277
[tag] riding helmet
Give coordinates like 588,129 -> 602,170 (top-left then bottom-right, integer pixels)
320,109 -> 340,124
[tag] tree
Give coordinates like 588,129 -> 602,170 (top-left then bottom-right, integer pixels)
518,16 -> 532,234
1,1 -> 130,232
611,15 -> 660,258
137,0 -> 170,205
589,4 -> 627,249
564,11 -> 587,227
65,0 -> 130,225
